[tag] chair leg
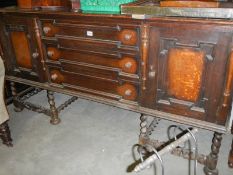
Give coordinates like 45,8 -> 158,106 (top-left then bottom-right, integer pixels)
10,82 -> 24,112
204,132 -> 222,175
229,139 -> 233,168
47,90 -> 60,125
228,123 -> 233,168
0,121 -> 13,147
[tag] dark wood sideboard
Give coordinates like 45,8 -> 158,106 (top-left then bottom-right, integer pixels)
0,9 -> 232,174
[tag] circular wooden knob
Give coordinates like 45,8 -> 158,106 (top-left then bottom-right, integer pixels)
125,62 -> 132,69
47,47 -> 60,60
119,57 -> 137,74
47,50 -> 54,57
50,70 -> 64,84
119,29 -> 137,46
124,89 -> 132,96
51,73 -> 58,81
43,26 -> 51,34
43,23 -> 57,37
117,84 -> 137,101
124,34 -> 132,41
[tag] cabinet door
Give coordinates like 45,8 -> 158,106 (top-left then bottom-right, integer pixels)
0,16 -> 46,82
142,21 -> 233,125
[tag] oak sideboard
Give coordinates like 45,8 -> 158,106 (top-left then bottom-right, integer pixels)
0,8 -> 232,174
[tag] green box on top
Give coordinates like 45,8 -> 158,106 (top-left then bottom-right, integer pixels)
80,0 -> 136,12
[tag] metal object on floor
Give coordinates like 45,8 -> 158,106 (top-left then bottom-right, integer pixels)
134,127 -> 198,174
133,114 -> 224,175
9,82 -> 78,124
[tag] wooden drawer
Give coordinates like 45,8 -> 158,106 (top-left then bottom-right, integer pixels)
45,46 -> 138,74
46,58 -> 139,84
41,21 -> 139,46
48,66 -> 138,101
57,36 -> 137,54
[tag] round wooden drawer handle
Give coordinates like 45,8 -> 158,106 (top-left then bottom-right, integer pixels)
119,29 -> 137,46
117,84 -> 137,101
47,47 -> 60,61
43,26 -> 51,35
124,61 -> 133,69
51,73 -> 58,81
124,34 -> 132,41
50,70 -> 64,84
125,89 -> 132,96
119,57 -> 137,74
43,23 -> 57,37
47,50 -> 54,57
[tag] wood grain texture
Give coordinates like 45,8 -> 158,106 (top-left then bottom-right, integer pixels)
17,0 -> 32,8
17,0 -> 69,8
47,48 -> 138,74
221,50 -> 233,108
49,67 -> 138,102
167,48 -> 205,102
217,49 -> 233,123
141,24 -> 150,90
10,32 -> 32,69
160,1 -> 219,8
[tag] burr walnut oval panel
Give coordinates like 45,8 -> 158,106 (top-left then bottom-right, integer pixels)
167,48 -> 205,102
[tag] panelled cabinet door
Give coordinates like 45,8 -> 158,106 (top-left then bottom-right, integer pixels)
143,21 -> 233,125
0,16 -> 46,82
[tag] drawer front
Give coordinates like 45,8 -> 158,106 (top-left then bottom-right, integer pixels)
55,36 -> 139,61
48,66 -> 138,101
41,20 -> 139,46
45,46 -> 138,74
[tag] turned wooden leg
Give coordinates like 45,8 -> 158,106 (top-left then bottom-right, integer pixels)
138,114 -> 149,155
229,123 -> 233,168
0,121 -> 13,147
10,82 -> 24,112
139,114 -> 149,141
229,139 -> 233,168
47,90 -> 60,125
204,132 -> 223,175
